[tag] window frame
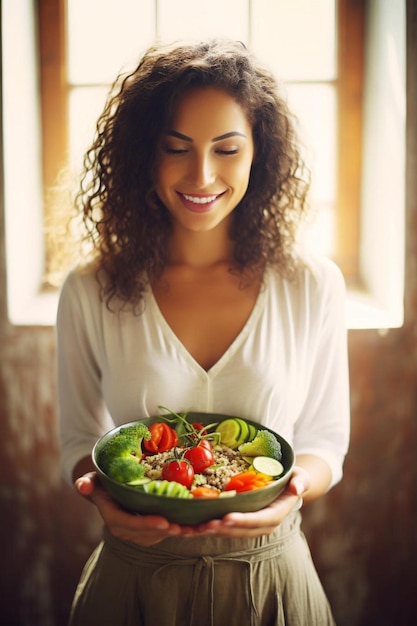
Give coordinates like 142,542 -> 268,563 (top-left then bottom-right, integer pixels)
336,0 -> 365,283
38,0 -> 365,285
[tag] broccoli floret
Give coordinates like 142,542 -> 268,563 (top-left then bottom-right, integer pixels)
97,423 -> 151,481
238,430 -> 282,461
106,457 -> 147,483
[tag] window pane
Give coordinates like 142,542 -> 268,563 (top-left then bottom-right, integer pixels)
69,86 -> 109,170
66,0 -> 337,259
286,83 -> 337,256
286,83 -> 336,206
157,0 -> 249,42
250,0 -> 336,81
67,0 -> 156,85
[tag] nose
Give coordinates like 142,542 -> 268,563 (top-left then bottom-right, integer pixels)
189,152 -> 216,188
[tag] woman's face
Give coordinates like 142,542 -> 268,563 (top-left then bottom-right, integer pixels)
156,87 -> 254,234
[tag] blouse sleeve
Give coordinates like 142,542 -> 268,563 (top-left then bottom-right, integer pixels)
293,259 -> 350,489
56,271 -> 115,485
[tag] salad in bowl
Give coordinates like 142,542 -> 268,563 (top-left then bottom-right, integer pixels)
93,408 -> 295,524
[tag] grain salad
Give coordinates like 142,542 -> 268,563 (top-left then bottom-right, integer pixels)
142,444 -> 249,491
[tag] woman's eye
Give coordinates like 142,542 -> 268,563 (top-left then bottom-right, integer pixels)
217,148 -> 239,156
165,147 -> 188,155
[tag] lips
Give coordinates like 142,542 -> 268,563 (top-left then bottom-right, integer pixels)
177,191 -> 226,212
182,193 -> 218,204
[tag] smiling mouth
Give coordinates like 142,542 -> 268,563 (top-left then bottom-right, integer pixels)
180,192 -> 224,205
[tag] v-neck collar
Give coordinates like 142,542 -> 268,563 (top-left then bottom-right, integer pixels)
148,271 -> 269,377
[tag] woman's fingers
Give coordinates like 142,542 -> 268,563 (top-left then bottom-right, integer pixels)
201,491 -> 300,536
74,471 -> 98,497
287,465 -> 311,497
74,471 -> 198,544
75,471 -> 168,530
74,466 -> 311,542
195,467 -> 311,537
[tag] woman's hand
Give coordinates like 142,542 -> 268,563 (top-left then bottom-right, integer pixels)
75,454 -> 329,542
194,465 -> 310,538
75,471 -> 197,546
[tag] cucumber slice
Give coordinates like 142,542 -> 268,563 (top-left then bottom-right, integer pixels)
247,424 -> 258,442
127,477 -> 151,486
166,481 -> 182,497
252,456 -> 284,478
235,418 -> 250,445
216,418 -> 242,449
157,480 -> 170,495
143,480 -> 157,494
218,490 -> 237,498
179,487 -> 193,499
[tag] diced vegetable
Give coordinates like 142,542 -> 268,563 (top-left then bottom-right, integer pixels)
143,422 -> 178,454
141,479 -> 193,498
223,470 -> 273,493
191,486 -> 220,498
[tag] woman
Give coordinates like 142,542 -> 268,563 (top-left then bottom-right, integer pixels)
57,39 -> 350,625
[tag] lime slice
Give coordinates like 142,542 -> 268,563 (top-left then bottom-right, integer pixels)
216,418 -> 242,449
252,456 -> 284,477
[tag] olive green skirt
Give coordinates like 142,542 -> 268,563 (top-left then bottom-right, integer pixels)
69,512 -> 335,626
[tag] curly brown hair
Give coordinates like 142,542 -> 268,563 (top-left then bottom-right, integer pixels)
76,39 -> 310,309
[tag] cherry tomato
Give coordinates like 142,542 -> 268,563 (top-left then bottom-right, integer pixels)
192,423 -> 207,435
184,444 -> 215,473
185,422 -> 208,444
198,439 -> 213,452
161,460 -> 194,488
143,423 -> 178,454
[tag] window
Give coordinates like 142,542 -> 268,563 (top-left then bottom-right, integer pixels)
39,0 -> 362,284
2,0 -> 406,326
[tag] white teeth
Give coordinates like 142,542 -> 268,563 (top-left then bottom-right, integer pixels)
182,194 -> 218,204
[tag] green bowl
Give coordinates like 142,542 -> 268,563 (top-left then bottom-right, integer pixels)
92,412 -> 295,525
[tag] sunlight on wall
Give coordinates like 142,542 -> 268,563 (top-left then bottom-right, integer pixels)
358,0 -> 406,327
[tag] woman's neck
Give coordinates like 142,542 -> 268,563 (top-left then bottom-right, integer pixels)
167,220 -> 234,270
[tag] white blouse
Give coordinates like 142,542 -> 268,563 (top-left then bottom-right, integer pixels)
56,255 -> 350,488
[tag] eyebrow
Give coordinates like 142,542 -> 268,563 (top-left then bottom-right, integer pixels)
166,130 -> 247,142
